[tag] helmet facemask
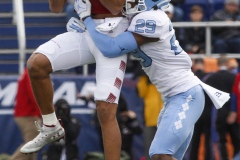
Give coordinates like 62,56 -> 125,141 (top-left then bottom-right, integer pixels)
122,0 -> 147,16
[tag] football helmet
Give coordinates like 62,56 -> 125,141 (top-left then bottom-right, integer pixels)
122,0 -> 146,15
122,0 -> 171,15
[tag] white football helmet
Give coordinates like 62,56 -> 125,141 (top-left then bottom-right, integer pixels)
122,0 -> 171,15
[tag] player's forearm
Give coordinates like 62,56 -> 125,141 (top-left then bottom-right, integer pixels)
48,0 -> 67,13
99,0 -> 125,15
84,17 -> 138,58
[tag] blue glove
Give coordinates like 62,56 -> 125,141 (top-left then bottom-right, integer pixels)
74,0 -> 91,20
66,17 -> 85,33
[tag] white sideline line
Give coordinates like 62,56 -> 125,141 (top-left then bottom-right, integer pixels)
0,108 -> 94,115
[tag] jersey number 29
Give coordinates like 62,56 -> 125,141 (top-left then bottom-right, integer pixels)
135,19 -> 156,34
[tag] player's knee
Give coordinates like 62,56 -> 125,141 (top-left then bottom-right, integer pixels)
96,101 -> 117,124
151,154 -> 174,160
27,52 -> 52,78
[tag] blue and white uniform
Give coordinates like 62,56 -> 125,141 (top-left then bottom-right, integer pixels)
83,9 -> 204,160
128,10 -> 200,97
128,10 -> 203,159
81,6 -> 229,160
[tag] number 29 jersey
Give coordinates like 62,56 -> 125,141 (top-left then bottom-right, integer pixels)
128,10 -> 200,98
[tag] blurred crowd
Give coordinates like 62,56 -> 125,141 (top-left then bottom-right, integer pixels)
161,0 -> 240,55
188,55 -> 240,160
163,0 -> 240,55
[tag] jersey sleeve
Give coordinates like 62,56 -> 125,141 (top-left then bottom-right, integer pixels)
127,11 -> 167,38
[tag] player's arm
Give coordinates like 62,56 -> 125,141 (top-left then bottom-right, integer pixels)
84,17 -> 159,58
48,0 -> 67,13
99,0 -> 125,15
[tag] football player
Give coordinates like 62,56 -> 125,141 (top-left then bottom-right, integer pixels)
20,0 -> 130,160
70,0 -> 230,159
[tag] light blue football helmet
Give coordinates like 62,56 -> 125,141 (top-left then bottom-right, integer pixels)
122,0 -> 171,15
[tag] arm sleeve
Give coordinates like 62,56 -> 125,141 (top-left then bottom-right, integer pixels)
84,17 -> 138,58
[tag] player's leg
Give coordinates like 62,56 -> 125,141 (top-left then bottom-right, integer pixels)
27,53 -> 54,115
94,53 -> 127,159
94,54 -> 127,160
21,32 -> 95,154
96,101 -> 121,159
150,101 -> 176,160
27,32 -> 94,115
85,17 -> 129,160
173,129 -> 194,160
150,85 -> 205,160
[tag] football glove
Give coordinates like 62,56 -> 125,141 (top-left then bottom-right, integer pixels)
66,17 -> 85,33
74,0 -> 91,21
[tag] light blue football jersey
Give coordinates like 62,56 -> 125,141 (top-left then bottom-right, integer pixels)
128,10 -> 200,98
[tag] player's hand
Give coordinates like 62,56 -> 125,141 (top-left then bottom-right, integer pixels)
74,0 -> 91,21
66,17 -> 85,33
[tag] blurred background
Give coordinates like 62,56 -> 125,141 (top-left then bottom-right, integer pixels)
1,0 -> 240,160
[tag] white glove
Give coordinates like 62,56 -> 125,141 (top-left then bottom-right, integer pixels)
66,17 -> 85,33
74,0 -> 91,20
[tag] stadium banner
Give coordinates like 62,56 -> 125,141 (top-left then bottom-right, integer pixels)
0,75 -> 144,160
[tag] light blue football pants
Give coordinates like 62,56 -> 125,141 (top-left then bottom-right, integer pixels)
149,85 -> 205,160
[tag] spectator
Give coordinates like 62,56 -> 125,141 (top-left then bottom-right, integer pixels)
10,68 -> 41,160
231,71 -> 240,160
205,55 -> 240,160
163,3 -> 184,44
211,0 -> 240,54
189,58 -> 213,160
163,4 -> 182,22
227,58 -> 239,74
44,98 -> 80,160
163,3 -> 176,21
171,0 -> 185,21
184,5 -> 206,54
136,73 -> 164,160
192,58 -> 207,79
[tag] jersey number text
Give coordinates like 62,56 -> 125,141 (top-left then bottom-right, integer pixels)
135,19 -> 156,34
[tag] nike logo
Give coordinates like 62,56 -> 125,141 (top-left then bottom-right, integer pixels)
120,47 -> 127,53
115,46 -> 128,56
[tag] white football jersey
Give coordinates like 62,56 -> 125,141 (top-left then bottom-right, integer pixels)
128,10 -> 200,97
